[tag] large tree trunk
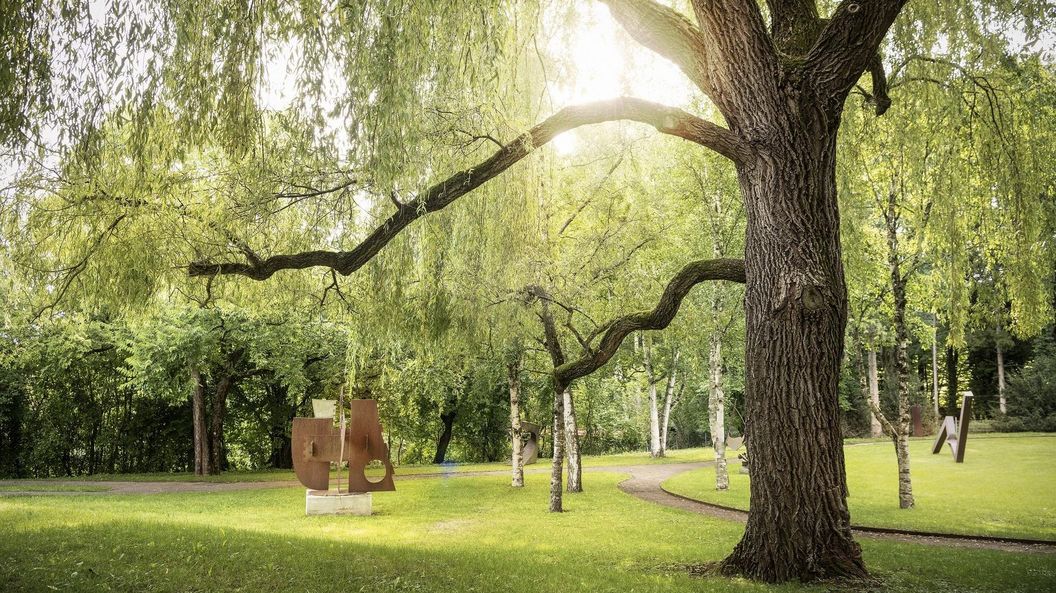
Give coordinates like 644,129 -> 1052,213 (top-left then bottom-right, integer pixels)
508,360 -> 524,488
708,327 -> 728,490
549,387 -> 565,512
642,335 -> 663,457
867,350 -> 882,438
189,367 -> 210,476
722,116 -> 866,581
563,388 -> 582,493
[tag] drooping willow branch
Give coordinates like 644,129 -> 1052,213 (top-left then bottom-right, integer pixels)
530,257 -> 745,391
188,97 -> 750,280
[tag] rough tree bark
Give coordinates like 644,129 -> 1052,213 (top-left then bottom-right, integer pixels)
190,0 -> 909,579
508,359 -> 524,488
564,388 -> 582,492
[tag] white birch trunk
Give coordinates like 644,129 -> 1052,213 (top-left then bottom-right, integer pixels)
549,386 -> 564,513
642,336 -> 662,457
932,338 -> 940,418
867,350 -> 882,438
997,342 -> 1006,414
508,360 -> 524,488
708,330 -> 728,490
660,349 -> 679,453
563,388 -> 582,493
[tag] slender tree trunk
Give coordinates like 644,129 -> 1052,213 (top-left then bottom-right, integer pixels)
996,339 -> 1006,414
642,336 -> 663,457
932,336 -> 940,418
208,373 -> 234,475
945,346 -> 959,414
708,328 -> 728,490
433,405 -> 457,464
885,189 -> 914,509
563,388 -> 582,493
189,367 -> 209,476
723,117 -> 867,580
660,348 -> 680,452
508,360 -> 524,488
867,350 -> 882,438
549,387 -> 565,512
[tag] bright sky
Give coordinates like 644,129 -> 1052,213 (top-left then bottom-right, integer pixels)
546,2 -> 698,154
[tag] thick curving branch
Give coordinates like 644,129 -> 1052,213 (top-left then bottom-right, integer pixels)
867,52 -> 892,115
552,257 -> 745,389
189,97 -> 750,280
804,0 -> 907,110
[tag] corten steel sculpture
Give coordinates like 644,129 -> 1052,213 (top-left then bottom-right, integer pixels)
932,392 -> 973,463
910,404 -> 925,437
520,422 -> 540,465
292,398 -> 395,492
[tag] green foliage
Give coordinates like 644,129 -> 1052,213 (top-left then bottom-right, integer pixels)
993,335 -> 1056,431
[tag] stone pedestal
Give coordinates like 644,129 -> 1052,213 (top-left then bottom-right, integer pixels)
305,490 -> 372,516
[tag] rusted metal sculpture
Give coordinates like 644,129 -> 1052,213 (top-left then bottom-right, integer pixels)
520,422 -> 540,465
292,398 -> 395,492
932,392 -> 973,463
910,404 -> 925,437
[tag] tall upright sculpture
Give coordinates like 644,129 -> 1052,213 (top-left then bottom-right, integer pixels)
292,398 -> 395,514
932,392 -> 973,463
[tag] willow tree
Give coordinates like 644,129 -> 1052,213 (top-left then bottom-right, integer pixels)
7,0 -> 1054,584
181,1 -> 906,579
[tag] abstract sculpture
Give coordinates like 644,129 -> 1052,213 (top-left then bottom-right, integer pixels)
910,404 -> 925,437
292,398 -> 395,492
520,422 -> 540,465
932,392 -> 973,463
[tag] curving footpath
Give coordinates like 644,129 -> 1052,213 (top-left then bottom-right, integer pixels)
615,461 -> 1056,554
3,461 -> 1055,553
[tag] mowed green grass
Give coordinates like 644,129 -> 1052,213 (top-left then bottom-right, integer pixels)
26,447 -> 713,483
3,471 -> 1056,592
664,434 -> 1056,540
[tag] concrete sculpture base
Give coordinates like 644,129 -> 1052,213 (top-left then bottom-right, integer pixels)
305,490 -> 372,516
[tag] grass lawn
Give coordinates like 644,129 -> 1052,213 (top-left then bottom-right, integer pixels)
663,434 -> 1056,540
26,447 -> 714,483
2,470 -> 1055,592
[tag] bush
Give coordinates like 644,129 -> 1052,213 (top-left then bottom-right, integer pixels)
998,334 -> 1056,432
